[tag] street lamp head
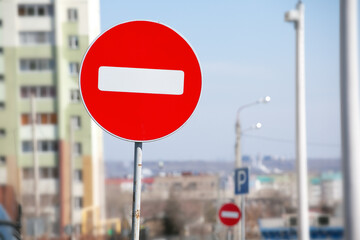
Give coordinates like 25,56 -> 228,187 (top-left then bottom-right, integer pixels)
285,9 -> 300,23
258,96 -> 271,104
255,122 -> 262,129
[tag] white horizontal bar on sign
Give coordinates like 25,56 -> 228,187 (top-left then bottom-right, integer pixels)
98,66 -> 184,95
221,211 -> 239,219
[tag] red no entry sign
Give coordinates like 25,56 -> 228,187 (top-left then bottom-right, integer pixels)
218,203 -> 242,227
79,21 -> 202,142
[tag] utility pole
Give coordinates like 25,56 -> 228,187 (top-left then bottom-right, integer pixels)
30,94 -> 40,239
285,2 -> 310,240
340,0 -> 360,239
235,119 -> 243,240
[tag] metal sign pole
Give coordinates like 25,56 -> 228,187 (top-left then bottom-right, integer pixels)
227,228 -> 232,240
131,142 -> 143,240
241,196 -> 245,240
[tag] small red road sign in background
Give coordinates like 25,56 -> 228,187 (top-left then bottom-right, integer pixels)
80,21 -> 202,142
218,203 -> 242,227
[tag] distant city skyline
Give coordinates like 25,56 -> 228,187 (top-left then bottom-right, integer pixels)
98,0 -> 356,162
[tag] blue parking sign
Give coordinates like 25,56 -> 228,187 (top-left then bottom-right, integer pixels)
235,167 -> 249,195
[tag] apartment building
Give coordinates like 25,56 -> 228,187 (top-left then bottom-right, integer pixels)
0,0 -> 105,237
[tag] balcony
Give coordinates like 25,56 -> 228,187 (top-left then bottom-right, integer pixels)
20,125 -> 57,140
22,178 -> 59,195
18,16 -> 53,32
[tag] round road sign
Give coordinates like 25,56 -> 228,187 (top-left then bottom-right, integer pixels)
218,203 -> 242,227
79,21 -> 202,142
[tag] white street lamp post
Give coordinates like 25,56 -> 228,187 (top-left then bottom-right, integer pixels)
340,0 -> 360,239
285,2 -> 310,240
235,96 -> 270,240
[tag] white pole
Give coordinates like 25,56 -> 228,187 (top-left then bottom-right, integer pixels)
285,2 -> 310,240
31,94 -> 40,239
131,142 -> 143,240
340,0 -> 360,239
296,3 -> 310,240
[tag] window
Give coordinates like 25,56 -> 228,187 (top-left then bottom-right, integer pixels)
38,140 -> 58,152
20,32 -> 53,45
69,62 -> 80,76
71,116 -> 81,130
68,35 -> 79,49
67,8 -> 78,21
22,141 -> 33,152
21,87 -> 30,98
40,194 -> 57,205
40,86 -> 48,97
40,167 -> 58,178
27,6 -> 35,16
38,6 -> 45,16
74,197 -> 83,209
0,129 -> 5,137
40,168 -> 49,178
50,114 -> 57,124
23,168 -> 34,179
20,86 -> 56,99
37,113 -> 57,124
22,140 -> 58,153
0,102 -> 5,110
318,216 -> 330,226
20,86 -> 37,98
49,87 -> 56,98
0,156 -> 6,165
289,217 -> 297,227
74,170 -> 82,182
38,141 -> 49,151
21,114 -> 31,125
20,59 -> 54,72
18,4 -> 53,17
21,113 -> 57,125
18,5 -> 26,16
73,142 -> 82,157
70,90 -> 81,103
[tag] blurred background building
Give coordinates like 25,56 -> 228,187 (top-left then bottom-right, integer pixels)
104,159 -> 343,239
0,0 -> 105,237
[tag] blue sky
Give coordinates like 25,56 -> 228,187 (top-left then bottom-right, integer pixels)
99,0 -> 359,162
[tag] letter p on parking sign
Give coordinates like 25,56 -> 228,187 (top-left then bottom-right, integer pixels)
235,167 -> 249,195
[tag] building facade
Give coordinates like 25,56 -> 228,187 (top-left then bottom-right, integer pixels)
0,0 -> 104,237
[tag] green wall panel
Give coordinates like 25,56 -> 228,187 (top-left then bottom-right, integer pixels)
19,99 -> 56,113
20,154 -> 58,168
